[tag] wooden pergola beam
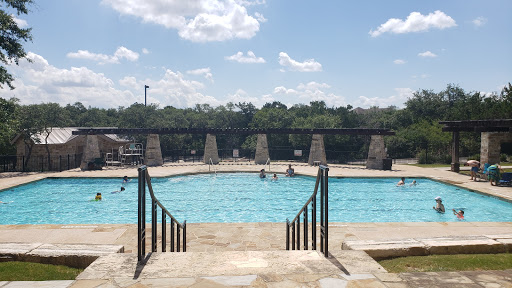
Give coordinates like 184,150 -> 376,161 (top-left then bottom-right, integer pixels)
72,128 -> 396,136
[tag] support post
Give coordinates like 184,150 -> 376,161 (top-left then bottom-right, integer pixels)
308,134 -> 327,166
451,131 -> 460,172
254,134 -> 269,164
203,134 -> 219,164
145,134 -> 163,166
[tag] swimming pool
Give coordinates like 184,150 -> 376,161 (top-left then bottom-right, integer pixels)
1,173 -> 511,224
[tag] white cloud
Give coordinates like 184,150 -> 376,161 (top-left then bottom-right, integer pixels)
0,52 -> 137,108
254,12 -> 267,23
278,52 -> 322,72
223,88 -> 270,107
11,15 -> 28,28
272,81 -> 345,107
67,46 -> 139,64
369,10 -> 456,37
187,67 -> 214,82
114,47 -> 139,61
142,48 -> 150,54
0,52 -> 221,108
225,51 -> 265,63
394,59 -> 406,64
412,74 -> 430,79
418,51 -> 437,58
472,16 -> 487,27
355,88 -> 413,108
102,0 -> 264,42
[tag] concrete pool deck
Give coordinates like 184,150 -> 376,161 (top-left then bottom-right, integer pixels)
1,162 -> 512,287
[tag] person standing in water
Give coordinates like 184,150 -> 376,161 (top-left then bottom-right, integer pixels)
433,196 -> 445,213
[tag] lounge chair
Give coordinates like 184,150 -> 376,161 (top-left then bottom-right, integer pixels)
499,172 -> 512,186
476,163 -> 490,181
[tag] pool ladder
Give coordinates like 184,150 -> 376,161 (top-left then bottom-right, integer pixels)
286,165 -> 329,257
208,158 -> 217,174
137,165 -> 186,262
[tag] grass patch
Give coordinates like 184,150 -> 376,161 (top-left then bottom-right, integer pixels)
379,254 -> 512,273
0,261 -> 83,281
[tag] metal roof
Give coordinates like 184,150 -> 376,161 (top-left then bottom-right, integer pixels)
30,127 -> 128,144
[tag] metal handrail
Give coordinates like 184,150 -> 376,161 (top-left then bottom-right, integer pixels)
208,157 -> 217,174
286,165 -> 329,257
264,158 -> 271,172
138,165 -> 186,262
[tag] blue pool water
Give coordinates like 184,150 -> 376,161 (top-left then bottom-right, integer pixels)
0,173 -> 511,224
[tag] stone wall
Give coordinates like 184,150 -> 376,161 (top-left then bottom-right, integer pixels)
480,132 -> 512,166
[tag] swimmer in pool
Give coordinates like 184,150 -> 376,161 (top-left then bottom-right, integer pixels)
452,209 -> 464,219
286,165 -> 295,177
397,177 -> 405,186
95,193 -> 102,201
112,187 -> 125,193
272,173 -> 278,180
123,176 -> 131,183
433,196 -> 445,213
259,169 -> 266,178
410,180 -> 417,186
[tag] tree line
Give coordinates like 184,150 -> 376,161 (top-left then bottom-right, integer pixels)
1,83 -> 511,164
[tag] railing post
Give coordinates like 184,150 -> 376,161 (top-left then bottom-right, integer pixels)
152,199 -> 157,252
162,210 -> 166,252
312,194 -> 316,250
296,216 -> 300,250
59,155 -> 62,172
291,222 -> 295,250
303,208 -> 308,250
286,219 -> 290,250
67,154 -> 70,170
324,167 -> 329,257
138,166 -> 147,262
319,166 -> 329,257
183,221 -> 187,252
177,225 -> 181,252
170,218 -> 175,252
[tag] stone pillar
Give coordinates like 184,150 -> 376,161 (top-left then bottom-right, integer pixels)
204,133 -> 219,164
451,131 -> 460,172
480,132 -> 504,166
366,135 -> 386,170
80,135 -> 101,170
308,134 -> 327,166
145,134 -> 163,166
254,134 -> 269,164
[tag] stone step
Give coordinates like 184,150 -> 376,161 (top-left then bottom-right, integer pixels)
342,234 -> 512,260
0,243 -> 124,268
77,250 -> 386,281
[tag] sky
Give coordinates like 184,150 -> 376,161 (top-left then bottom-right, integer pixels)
0,0 -> 511,109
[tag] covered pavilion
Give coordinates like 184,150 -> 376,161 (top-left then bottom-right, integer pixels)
439,119 -> 512,172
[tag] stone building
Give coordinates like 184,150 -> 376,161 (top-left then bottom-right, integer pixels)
11,127 -> 129,171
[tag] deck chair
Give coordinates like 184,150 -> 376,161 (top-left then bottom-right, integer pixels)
476,163 -> 490,181
499,173 -> 512,186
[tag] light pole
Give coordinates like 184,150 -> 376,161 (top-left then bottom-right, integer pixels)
144,85 -> 149,106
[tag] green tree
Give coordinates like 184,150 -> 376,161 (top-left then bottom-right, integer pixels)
0,97 -> 18,154
0,0 -> 33,89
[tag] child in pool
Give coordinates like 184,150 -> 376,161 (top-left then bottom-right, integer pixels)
452,209 -> 464,219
